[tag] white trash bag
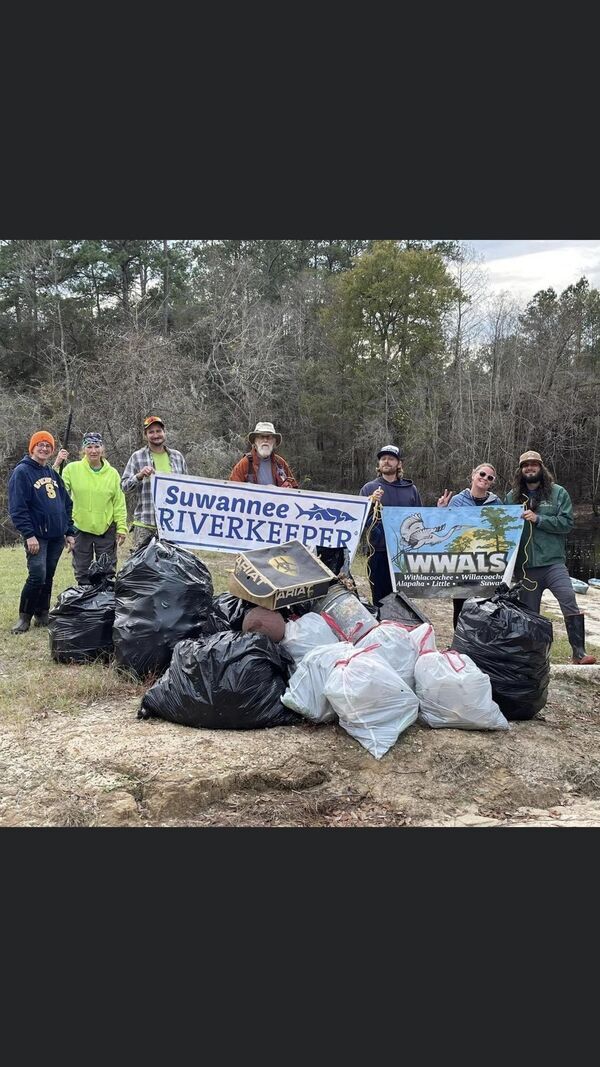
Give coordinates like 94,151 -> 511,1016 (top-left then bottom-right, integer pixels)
355,620 -> 418,688
281,641 -> 354,723
281,613 -> 339,667
323,643 -> 419,759
415,649 -> 509,730
407,622 -> 437,658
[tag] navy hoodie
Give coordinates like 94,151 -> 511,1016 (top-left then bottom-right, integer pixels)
360,476 -> 422,552
8,455 -> 75,540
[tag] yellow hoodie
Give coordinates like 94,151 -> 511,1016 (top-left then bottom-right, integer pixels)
62,457 -> 127,536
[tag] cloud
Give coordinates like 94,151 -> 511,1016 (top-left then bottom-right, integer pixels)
469,241 -> 600,302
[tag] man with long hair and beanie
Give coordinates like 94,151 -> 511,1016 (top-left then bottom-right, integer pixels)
505,449 -> 596,665
360,445 -> 422,608
8,431 -> 76,633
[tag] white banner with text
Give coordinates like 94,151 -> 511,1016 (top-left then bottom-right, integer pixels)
152,474 -> 371,559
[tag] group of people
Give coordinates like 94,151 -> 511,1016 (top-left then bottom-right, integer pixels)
6,417 -> 296,635
359,444 -> 596,666
6,418 -> 597,666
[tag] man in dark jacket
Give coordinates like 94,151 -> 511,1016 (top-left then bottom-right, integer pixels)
8,430 -> 76,633
505,449 -> 596,665
359,444 -> 423,607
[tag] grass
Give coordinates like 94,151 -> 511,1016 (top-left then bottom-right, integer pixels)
542,626 -> 600,666
1,540 -> 595,722
0,541 -> 144,721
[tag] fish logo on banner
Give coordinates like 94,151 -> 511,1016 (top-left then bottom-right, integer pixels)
295,504 -> 356,523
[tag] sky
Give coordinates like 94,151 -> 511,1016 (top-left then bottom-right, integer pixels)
466,240 -> 600,303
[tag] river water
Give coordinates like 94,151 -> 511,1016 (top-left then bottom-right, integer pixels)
567,517 -> 600,581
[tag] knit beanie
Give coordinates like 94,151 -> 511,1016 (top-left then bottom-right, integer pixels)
29,431 -> 55,454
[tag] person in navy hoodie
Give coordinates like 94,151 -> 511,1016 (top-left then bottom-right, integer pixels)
359,444 -> 423,607
8,430 -> 76,633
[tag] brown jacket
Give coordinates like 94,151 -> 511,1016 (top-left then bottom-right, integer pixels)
228,450 -> 298,488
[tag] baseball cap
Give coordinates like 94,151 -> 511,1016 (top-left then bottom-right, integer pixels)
377,444 -> 402,460
143,416 -> 165,430
519,450 -> 543,465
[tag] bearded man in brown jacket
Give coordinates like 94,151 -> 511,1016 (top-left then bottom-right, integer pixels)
228,421 -> 298,488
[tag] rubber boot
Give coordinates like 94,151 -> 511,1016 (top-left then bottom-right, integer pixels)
11,613 -> 32,634
33,611 -> 50,627
564,613 -> 597,665
453,599 -> 464,629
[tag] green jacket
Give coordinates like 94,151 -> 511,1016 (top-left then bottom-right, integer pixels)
62,457 -> 128,536
504,483 -> 573,568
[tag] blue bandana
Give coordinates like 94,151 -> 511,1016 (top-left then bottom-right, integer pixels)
82,432 -> 103,447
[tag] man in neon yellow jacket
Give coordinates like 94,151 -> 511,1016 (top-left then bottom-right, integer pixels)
54,432 -> 127,583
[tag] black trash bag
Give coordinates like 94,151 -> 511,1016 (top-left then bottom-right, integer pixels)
450,584 -> 553,721
87,551 -> 116,583
201,592 -> 254,635
316,545 -> 362,596
316,546 -> 347,576
49,575 -> 116,664
139,630 -> 300,729
113,538 -> 213,679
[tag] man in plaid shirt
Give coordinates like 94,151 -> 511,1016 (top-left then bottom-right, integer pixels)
121,416 -> 188,549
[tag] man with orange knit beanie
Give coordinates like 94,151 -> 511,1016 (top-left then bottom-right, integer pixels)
7,430 -> 76,633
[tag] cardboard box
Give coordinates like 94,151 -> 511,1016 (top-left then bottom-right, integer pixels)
228,539 -> 335,610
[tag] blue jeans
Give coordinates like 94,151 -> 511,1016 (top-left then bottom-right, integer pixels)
20,536 -> 65,616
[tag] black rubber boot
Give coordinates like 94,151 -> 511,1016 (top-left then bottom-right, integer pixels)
11,613 -> 32,634
33,611 -> 50,627
564,613 -> 597,665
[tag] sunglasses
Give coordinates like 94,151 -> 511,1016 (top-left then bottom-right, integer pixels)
477,472 -> 495,481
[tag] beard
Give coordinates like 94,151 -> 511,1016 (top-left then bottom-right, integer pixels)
256,443 -> 274,458
523,471 -> 540,482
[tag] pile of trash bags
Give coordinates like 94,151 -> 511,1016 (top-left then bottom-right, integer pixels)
278,601 -> 512,759
47,537 -> 553,751
451,585 -> 553,721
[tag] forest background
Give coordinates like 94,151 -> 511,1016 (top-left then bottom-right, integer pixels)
1,238 -> 599,543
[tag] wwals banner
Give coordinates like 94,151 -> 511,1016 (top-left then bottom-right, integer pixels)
381,505 -> 525,598
152,474 -> 371,559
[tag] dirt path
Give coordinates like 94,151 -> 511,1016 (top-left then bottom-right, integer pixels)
2,593 -> 599,828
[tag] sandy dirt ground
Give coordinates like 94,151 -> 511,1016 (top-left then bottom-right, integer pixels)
2,587 -> 599,829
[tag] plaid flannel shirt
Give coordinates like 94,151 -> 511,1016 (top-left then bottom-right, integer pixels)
120,445 -> 188,527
